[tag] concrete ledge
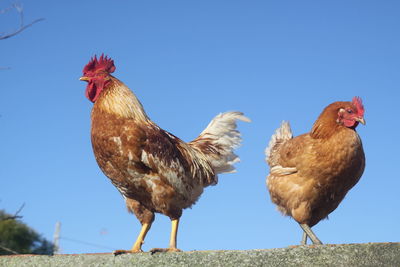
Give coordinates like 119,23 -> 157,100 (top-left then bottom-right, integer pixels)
1,243 -> 399,266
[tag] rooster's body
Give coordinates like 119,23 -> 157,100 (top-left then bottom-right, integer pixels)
81,55 -> 249,253
265,98 -> 366,244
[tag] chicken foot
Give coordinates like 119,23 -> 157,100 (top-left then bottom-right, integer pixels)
299,224 -> 323,245
114,222 -> 152,255
150,218 -> 182,254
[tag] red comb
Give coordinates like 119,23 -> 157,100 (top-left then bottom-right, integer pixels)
352,96 -> 364,116
83,54 -> 115,76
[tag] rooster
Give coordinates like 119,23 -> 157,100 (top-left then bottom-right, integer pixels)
80,55 -> 250,254
265,97 -> 365,245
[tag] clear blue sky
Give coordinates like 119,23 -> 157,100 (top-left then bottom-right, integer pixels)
1,1 -> 399,254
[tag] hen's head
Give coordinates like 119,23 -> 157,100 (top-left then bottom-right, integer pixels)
80,54 -> 116,102
312,97 -> 365,138
336,97 -> 365,128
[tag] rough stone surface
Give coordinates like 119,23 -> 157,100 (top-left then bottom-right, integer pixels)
0,243 -> 399,267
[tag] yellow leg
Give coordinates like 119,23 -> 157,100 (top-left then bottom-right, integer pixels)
168,219 -> 179,250
131,223 -> 151,252
150,218 -> 182,253
114,223 -> 151,255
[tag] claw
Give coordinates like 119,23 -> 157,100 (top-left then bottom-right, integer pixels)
113,248 -> 144,256
150,247 -> 182,255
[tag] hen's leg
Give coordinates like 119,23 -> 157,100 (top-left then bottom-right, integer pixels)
301,231 -> 308,245
150,218 -> 182,253
299,224 -> 323,245
114,198 -> 155,255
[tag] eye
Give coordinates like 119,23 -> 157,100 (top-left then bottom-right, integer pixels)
346,109 -> 353,114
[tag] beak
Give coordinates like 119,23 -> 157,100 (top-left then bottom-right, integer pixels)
356,117 -> 366,125
79,76 -> 90,81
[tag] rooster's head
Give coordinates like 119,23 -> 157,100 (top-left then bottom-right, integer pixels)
80,54 -> 116,102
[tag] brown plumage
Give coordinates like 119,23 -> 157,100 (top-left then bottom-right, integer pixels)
265,97 -> 366,244
80,55 -> 250,253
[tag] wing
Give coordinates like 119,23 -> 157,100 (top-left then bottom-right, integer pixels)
121,122 -> 215,195
269,133 -> 313,175
139,124 -> 191,180
267,133 -> 317,219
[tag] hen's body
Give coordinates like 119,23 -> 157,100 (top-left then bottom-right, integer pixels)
82,55 -> 249,253
266,99 -> 365,244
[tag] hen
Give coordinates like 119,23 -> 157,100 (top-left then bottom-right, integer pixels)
265,97 -> 365,245
80,55 -> 250,254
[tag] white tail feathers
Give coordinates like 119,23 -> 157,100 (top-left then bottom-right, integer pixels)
265,121 -> 292,163
190,111 -> 250,174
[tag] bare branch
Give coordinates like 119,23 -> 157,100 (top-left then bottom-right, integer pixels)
0,5 -> 14,14
13,3 -> 24,28
0,18 -> 44,40
0,2 -> 44,40
13,203 -> 25,217
1,203 -> 25,221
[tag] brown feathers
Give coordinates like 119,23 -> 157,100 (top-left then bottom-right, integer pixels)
84,55 -> 248,230
266,99 -> 366,227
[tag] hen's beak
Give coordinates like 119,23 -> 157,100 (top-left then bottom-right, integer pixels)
79,76 -> 90,81
356,117 -> 366,125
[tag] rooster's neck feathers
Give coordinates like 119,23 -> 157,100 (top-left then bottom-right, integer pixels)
93,77 -> 150,121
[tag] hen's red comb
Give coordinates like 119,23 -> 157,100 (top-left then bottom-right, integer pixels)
352,96 -> 364,116
83,54 -> 116,76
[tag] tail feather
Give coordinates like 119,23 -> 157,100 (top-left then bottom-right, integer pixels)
189,111 -> 250,174
265,121 -> 292,166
